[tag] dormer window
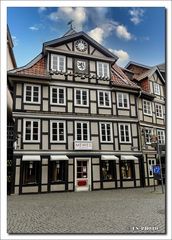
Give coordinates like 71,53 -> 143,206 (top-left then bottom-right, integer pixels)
154,83 -> 160,95
51,54 -> 66,72
97,62 -> 110,78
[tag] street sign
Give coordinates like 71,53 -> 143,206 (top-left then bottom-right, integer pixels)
153,165 -> 161,180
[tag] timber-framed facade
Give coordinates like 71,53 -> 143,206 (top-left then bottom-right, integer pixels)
8,29 -> 166,194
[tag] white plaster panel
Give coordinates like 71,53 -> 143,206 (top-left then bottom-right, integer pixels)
16,98 -> 22,110
41,166 -> 48,184
50,184 -> 65,191
22,186 -> 38,193
43,86 -> 48,98
93,165 -> 100,181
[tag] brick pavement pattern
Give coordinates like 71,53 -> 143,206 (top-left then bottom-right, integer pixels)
7,186 -> 165,234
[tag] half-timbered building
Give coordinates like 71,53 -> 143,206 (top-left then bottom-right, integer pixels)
8,29 -> 165,194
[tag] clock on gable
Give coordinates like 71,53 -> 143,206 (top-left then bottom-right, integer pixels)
75,39 -> 87,52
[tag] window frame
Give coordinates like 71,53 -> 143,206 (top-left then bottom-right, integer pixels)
50,54 -> 66,72
49,160 -> 66,183
119,123 -> 131,143
143,100 -> 152,116
24,84 -> 41,104
154,82 -> 160,95
97,61 -> 110,78
98,90 -> 111,108
75,121 -> 90,141
157,129 -> 165,144
121,160 -> 134,180
74,89 -> 89,107
155,103 -> 163,119
22,161 -> 40,185
50,86 -> 66,106
148,159 -> 156,177
99,122 -> 113,143
144,128 -> 152,144
50,120 -> 66,143
117,92 -> 129,109
23,119 -> 40,143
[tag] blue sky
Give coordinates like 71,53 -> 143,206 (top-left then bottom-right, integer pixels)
7,7 -> 165,67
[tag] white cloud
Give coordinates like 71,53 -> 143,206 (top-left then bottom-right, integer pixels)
109,48 -> 130,66
116,25 -> 132,40
48,7 -> 86,31
129,8 -> 144,25
88,27 -> 104,44
38,7 -> 47,13
12,35 -> 18,46
29,26 -> 39,31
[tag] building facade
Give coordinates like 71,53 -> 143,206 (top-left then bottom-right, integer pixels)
8,29 -> 165,194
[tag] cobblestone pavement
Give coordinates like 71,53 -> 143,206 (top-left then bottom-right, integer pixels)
7,186 -> 166,234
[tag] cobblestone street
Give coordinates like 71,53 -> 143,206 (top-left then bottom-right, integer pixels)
7,186 -> 165,234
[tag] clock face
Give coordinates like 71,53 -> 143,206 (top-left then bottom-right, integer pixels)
76,39 -> 87,52
77,60 -> 86,71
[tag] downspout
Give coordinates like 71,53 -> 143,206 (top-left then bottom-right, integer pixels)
137,90 -> 142,151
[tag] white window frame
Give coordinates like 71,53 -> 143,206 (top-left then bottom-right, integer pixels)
75,122 -> 90,141
98,91 -> 111,108
74,89 -> 89,107
117,92 -> 129,109
155,103 -> 163,119
154,83 -> 160,95
143,100 -> 152,116
51,54 -> 66,72
50,120 -> 66,143
144,128 -> 152,144
50,86 -> 66,105
23,119 -> 40,143
24,84 -> 41,104
157,129 -> 165,144
97,62 -> 110,78
99,122 -> 113,143
119,123 -> 131,143
148,159 -> 156,177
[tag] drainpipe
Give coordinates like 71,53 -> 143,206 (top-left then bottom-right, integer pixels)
137,90 -> 142,152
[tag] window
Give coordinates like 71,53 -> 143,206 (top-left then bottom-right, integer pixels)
119,124 -> 131,143
50,121 -> 66,143
23,119 -> 40,142
98,91 -> 111,107
117,92 -> 129,109
75,89 -> 89,106
97,62 -> 110,78
155,104 -> 163,118
49,161 -> 66,182
157,130 -> 165,144
24,84 -> 40,104
77,161 -> 87,178
144,128 -> 152,144
101,160 -> 115,181
22,161 -> 39,184
121,160 -> 134,179
75,122 -> 89,141
50,87 -> 66,105
148,159 -> 155,177
143,100 -> 152,115
154,83 -> 160,95
51,54 -> 66,72
100,123 -> 112,142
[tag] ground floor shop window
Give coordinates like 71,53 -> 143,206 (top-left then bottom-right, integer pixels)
101,160 -> 115,181
121,160 -> 134,180
49,161 -> 66,182
22,161 -> 39,184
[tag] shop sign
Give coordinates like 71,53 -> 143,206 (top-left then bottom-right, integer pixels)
153,165 -> 161,180
75,141 -> 92,150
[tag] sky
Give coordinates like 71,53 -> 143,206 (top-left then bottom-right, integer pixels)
7,7 -> 165,68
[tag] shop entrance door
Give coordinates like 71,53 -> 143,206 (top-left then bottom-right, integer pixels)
75,158 -> 91,191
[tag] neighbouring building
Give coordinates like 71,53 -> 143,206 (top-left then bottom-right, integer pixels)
125,62 -> 166,184
7,25 -> 17,194
7,28 -> 166,194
